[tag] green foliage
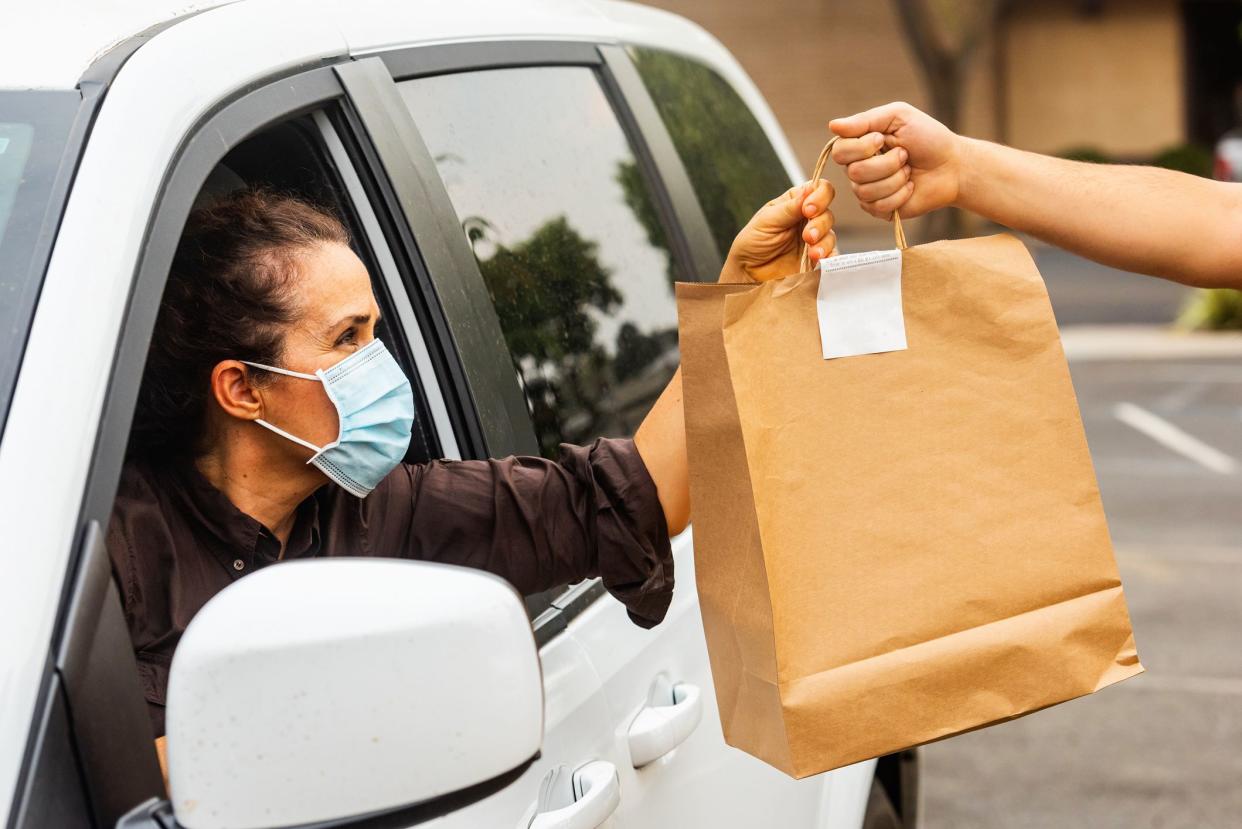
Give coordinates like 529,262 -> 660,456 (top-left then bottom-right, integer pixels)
1056,146 -> 1111,164
1151,144 -> 1214,178
613,322 -> 668,382
629,47 -> 791,261
476,215 -> 620,364
474,216 -> 621,455
1055,143 -> 1214,178
1178,289 -> 1242,331
615,158 -> 675,288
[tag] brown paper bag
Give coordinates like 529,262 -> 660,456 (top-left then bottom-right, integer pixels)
676,143 -> 1142,779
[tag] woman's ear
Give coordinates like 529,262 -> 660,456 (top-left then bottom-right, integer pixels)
210,360 -> 265,421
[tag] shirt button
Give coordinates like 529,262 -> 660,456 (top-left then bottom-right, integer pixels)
233,559 -> 245,571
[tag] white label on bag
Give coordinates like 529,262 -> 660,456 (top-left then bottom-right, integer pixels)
816,248 -> 907,360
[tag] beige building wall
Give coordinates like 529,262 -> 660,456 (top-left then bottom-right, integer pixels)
637,0 -> 997,231
1003,0 -> 1184,157
639,1 -> 1184,230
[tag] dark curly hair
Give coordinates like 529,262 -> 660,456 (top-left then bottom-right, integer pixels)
129,187 -> 351,459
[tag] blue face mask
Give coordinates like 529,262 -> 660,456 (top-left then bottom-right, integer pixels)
242,338 -> 414,498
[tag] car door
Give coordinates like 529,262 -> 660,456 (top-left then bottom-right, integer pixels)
4,40 -> 621,826
381,39 -> 874,827
316,69 -> 629,827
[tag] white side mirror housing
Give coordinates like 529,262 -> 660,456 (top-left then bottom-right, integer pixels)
165,559 -> 543,829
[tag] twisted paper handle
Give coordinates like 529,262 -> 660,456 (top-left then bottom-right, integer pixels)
799,134 -> 908,273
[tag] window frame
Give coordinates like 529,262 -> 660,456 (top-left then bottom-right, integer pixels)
374,40 -> 721,635
29,57 -> 525,827
24,37 -> 730,822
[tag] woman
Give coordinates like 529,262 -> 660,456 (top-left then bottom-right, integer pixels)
107,176 -> 837,748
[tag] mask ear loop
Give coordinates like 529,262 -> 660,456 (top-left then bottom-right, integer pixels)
239,360 -> 326,456
240,360 -> 319,381
252,418 -> 324,455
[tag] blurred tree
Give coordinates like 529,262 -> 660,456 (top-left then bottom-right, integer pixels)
613,322 -> 668,382
615,158 -> 677,289
628,47 -> 792,263
891,0 -> 1012,238
470,215 -> 622,455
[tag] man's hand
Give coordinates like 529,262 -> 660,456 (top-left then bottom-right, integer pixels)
722,178 -> 835,283
826,101 -> 1242,289
829,102 -> 963,219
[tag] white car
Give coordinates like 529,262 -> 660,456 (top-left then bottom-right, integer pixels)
0,2 -> 919,827
1214,128 -> 1242,182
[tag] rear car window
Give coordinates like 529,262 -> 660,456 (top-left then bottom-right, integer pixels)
627,46 -> 792,260
398,67 -> 681,458
0,91 -> 80,437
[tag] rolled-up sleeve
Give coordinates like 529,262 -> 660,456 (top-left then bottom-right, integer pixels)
366,437 -> 674,628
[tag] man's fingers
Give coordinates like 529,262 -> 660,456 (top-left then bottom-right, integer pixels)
862,181 -> 914,218
828,102 -> 907,139
800,178 -> 834,219
831,133 -> 885,165
845,147 -> 907,184
853,165 -> 910,203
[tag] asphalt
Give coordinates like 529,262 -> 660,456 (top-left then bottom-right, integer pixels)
919,248 -> 1242,828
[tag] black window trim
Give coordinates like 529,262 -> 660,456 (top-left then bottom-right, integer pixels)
597,44 -> 722,280
373,39 -> 721,636
334,57 -> 537,462
21,55 -> 526,829
19,34 -> 731,823
310,109 -> 457,462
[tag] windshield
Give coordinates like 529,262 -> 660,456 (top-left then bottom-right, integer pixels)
0,90 -> 80,437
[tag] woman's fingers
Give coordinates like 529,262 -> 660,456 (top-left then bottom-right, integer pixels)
852,164 -> 911,203
801,210 -> 835,245
806,230 -> 837,263
801,178 -> 835,219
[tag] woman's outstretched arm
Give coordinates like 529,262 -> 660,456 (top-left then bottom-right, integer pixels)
635,177 -> 837,535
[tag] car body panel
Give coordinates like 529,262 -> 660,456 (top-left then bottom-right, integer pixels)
570,529 -> 877,826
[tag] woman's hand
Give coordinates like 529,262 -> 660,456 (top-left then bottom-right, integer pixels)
721,178 -> 835,283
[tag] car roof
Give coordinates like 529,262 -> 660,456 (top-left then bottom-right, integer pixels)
2,0 -> 718,90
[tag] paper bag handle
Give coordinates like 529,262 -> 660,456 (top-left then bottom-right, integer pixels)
799,135 -> 908,273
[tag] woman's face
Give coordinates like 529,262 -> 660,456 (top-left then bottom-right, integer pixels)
257,241 -> 381,452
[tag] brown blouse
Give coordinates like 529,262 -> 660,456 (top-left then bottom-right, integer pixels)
105,437 -> 673,736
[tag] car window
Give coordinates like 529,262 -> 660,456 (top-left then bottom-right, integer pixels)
397,67 -> 681,458
0,91 -> 79,439
627,46 -> 792,262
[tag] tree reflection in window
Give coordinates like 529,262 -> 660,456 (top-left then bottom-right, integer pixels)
629,46 -> 793,261
398,67 -> 683,457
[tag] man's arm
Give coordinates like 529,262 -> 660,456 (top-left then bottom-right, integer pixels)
828,102 -> 1242,289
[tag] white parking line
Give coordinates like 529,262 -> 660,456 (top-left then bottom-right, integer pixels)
1113,402 -> 1239,475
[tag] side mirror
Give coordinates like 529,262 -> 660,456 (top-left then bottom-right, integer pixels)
164,559 -> 543,829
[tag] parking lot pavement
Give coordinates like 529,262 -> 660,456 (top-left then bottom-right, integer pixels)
922,352 -> 1242,828
1034,245 -> 1195,327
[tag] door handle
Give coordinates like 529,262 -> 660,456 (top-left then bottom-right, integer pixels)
627,682 -> 703,767
528,760 -> 620,829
